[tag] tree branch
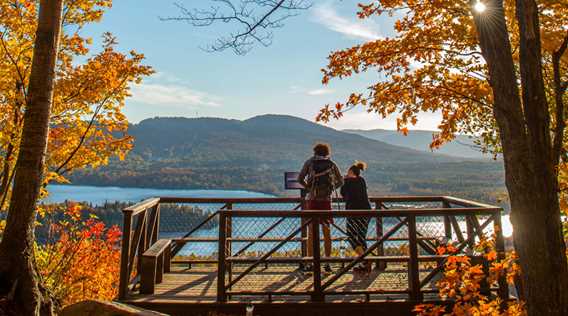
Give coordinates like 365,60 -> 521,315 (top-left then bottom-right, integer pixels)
162,0 -> 310,55
53,76 -> 129,176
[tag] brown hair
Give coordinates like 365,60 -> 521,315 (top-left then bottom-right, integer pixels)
349,160 -> 368,176
313,143 -> 331,157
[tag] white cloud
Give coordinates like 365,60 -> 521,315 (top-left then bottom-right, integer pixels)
325,110 -> 442,131
130,83 -> 222,108
311,3 -> 382,41
289,85 -> 335,96
306,88 -> 335,96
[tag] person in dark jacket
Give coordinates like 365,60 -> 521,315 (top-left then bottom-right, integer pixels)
341,161 -> 372,273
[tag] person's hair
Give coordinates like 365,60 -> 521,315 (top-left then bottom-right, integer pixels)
313,143 -> 331,157
349,160 -> 368,176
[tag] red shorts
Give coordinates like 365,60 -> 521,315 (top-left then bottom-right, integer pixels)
306,200 -> 333,224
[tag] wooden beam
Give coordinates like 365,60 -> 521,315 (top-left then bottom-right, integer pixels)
118,211 -> 133,299
407,215 -> 421,301
217,213 -> 227,303
123,197 -> 160,216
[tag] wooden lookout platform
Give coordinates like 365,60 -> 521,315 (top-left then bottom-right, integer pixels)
118,196 -> 508,316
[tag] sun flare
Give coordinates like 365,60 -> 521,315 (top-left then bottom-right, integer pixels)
474,1 -> 487,13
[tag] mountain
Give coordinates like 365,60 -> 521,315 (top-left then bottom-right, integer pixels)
70,115 -> 505,202
128,114 -> 454,168
344,129 -> 490,159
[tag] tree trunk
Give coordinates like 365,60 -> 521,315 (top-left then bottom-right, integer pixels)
0,0 -> 63,315
471,1 -> 568,315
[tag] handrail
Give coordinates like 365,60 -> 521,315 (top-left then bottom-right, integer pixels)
119,198 -> 162,299
442,196 -> 499,209
218,207 -> 500,217
123,197 -> 160,215
158,195 -> 449,204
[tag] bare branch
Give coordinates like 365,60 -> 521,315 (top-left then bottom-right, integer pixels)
162,0 -> 311,55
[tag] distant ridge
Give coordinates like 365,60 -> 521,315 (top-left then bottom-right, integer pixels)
344,128 -> 490,159
70,114 -> 504,202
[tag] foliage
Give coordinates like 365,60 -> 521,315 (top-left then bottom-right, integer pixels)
0,0 -> 152,308
415,239 -> 525,316
559,163 -> 568,245
36,203 -> 121,307
0,0 -> 153,210
317,0 -> 567,154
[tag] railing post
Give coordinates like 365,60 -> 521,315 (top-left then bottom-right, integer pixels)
300,198 -> 308,267
138,210 -> 149,271
119,211 -> 133,300
466,216 -> 475,253
407,215 -> 421,302
375,202 -> 386,270
442,200 -> 452,240
311,216 -> 323,302
493,210 -> 509,302
217,211 -> 227,303
226,203 -> 233,288
152,203 -> 160,244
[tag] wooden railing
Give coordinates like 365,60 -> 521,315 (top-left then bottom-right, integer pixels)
118,196 -> 507,303
118,197 -> 161,299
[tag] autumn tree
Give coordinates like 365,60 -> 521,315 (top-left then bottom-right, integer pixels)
0,0 -> 152,314
316,1 -> 568,315
0,0 -> 63,314
0,1 -> 153,210
179,0 -> 568,314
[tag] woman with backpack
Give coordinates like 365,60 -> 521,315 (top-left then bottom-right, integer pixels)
298,143 -> 343,273
341,161 -> 372,273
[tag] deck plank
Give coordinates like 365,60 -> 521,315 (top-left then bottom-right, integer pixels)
126,263 -> 440,304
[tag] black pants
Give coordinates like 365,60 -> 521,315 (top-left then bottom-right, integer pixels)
346,217 -> 369,250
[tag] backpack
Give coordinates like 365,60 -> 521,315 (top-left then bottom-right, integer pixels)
307,159 -> 336,198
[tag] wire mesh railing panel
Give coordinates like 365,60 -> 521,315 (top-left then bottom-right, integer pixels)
227,214 -> 310,294
159,203 -> 221,260
230,217 -> 303,257
416,216 -> 446,239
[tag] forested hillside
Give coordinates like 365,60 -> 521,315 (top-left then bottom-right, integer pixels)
69,115 -> 505,203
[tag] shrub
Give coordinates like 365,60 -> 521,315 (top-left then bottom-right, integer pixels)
415,238 -> 525,316
36,203 -> 121,307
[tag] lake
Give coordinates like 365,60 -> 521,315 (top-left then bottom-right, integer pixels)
43,184 -> 514,256
45,184 -> 274,205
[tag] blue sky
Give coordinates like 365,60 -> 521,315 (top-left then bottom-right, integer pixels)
83,0 -> 442,130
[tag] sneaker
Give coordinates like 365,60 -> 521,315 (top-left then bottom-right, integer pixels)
324,264 -> 332,273
302,264 -> 313,273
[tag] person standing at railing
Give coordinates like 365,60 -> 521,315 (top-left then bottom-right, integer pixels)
341,161 -> 372,273
298,143 -> 343,273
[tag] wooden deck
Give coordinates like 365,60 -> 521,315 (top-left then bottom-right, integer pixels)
118,196 -> 507,316
125,264 -> 434,303
124,264 -> 445,315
